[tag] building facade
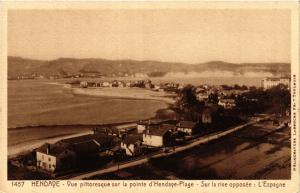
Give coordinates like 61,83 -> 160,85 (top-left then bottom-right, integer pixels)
176,121 -> 197,135
36,151 -> 57,172
142,125 -> 174,147
261,77 -> 290,90
218,99 -> 236,109
120,135 -> 143,156
36,143 -> 76,172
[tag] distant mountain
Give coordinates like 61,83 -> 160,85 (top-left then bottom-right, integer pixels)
191,61 -> 290,76
7,56 -> 290,78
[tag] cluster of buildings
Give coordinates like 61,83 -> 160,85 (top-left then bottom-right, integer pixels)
79,79 -> 154,89
193,76 -> 290,109
78,79 -> 185,93
261,77 -> 291,90
8,73 -> 84,80
36,113 -> 214,174
194,85 -> 243,109
36,133 -> 119,172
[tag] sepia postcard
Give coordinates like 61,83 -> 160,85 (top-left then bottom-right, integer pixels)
0,1 -> 299,193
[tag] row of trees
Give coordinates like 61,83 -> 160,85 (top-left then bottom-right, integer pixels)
221,84 -> 249,91
235,84 -> 290,115
171,84 -> 290,122
170,85 -> 244,130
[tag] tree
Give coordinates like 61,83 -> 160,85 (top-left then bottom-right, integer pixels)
173,85 -> 204,121
265,84 -> 290,115
235,84 -> 290,115
221,84 -> 232,90
208,93 -> 219,104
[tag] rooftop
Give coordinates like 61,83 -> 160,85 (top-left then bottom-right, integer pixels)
144,124 -> 175,136
36,135 -> 113,156
60,133 -> 118,149
122,134 -> 143,145
36,142 -> 71,156
138,119 -> 165,126
176,121 -> 197,128
138,119 -> 177,126
219,99 -> 235,102
72,140 -> 100,155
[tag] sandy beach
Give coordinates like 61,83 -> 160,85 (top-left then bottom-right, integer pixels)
71,87 -> 176,104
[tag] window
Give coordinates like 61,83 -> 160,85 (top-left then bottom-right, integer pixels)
48,157 -> 51,162
49,164 -> 51,169
42,155 -> 44,160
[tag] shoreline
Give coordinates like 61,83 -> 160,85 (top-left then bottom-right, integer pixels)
71,87 -> 175,104
8,120 -> 140,130
7,120 -> 140,157
44,81 -> 175,104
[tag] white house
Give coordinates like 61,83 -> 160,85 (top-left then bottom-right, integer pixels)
261,77 -> 290,90
137,121 -> 149,133
36,143 -> 76,172
36,150 -> 57,172
36,134 -> 116,173
102,81 -> 111,87
176,121 -> 197,135
137,119 -> 163,133
120,135 -> 143,156
197,93 -> 209,102
142,124 -> 175,147
80,81 -> 88,88
126,82 -> 132,87
218,99 -> 236,109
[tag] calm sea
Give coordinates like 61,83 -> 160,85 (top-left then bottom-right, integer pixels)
8,80 -> 167,129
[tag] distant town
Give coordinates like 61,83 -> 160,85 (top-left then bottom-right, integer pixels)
7,56 -> 291,81
8,75 -> 291,180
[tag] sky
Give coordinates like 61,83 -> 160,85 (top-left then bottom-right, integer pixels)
8,9 -> 290,64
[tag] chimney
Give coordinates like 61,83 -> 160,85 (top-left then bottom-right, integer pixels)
46,143 -> 50,155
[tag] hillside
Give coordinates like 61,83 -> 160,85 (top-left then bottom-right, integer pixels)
7,56 -> 290,78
